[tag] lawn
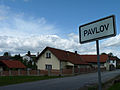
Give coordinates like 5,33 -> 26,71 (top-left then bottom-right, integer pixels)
108,83 -> 120,90
0,76 -> 63,86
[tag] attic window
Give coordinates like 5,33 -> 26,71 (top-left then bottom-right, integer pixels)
46,52 -> 51,58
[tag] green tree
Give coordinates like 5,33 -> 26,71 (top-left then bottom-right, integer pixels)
3,52 -> 11,56
101,52 -> 107,55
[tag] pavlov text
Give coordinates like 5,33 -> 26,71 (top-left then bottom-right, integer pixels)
84,23 -> 109,37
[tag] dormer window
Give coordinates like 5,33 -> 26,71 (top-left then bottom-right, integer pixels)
46,52 -> 51,58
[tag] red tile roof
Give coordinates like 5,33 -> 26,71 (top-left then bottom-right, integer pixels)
0,60 -> 26,68
80,55 -> 109,63
37,47 -> 118,64
37,47 -> 88,65
109,57 -> 117,60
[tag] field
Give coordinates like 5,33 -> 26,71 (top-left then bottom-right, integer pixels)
0,76 -> 63,86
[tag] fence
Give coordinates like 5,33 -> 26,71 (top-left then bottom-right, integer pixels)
0,67 -> 106,76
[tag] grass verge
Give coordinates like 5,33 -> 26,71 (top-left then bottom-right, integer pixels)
87,75 -> 120,90
0,76 -> 63,86
108,83 -> 120,90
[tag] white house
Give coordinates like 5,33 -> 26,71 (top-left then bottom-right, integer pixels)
36,47 -> 118,71
36,47 -> 89,70
80,55 -> 118,70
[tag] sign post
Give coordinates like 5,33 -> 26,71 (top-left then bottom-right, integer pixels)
96,40 -> 102,90
79,15 -> 116,90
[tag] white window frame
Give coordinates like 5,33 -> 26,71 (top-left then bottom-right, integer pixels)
46,52 -> 51,58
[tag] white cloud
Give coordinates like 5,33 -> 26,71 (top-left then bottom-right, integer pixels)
0,32 -> 119,58
0,5 -> 59,37
0,5 -> 120,58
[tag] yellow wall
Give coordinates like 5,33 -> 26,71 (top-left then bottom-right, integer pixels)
36,50 -> 60,70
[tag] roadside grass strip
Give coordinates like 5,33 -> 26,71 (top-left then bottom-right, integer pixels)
0,76 -> 63,86
108,83 -> 120,90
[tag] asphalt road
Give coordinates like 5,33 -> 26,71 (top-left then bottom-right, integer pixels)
0,69 -> 120,90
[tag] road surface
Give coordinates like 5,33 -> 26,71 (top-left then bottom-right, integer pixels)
0,69 -> 120,90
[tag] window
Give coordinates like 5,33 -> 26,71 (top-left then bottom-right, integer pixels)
46,52 -> 51,58
45,65 -> 52,70
113,60 -> 114,63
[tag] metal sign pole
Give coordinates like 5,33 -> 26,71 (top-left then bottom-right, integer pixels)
96,40 -> 102,90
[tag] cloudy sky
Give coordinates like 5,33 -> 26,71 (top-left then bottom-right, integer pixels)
0,0 -> 120,57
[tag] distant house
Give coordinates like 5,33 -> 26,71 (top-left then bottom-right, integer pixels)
0,60 -> 26,71
36,47 -> 89,71
23,55 -> 36,61
22,53 -> 36,66
80,55 -> 118,70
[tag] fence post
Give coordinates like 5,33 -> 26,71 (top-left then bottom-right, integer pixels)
72,65 -> 75,75
78,65 -> 80,74
60,61 -> 63,76
27,69 -> 30,76
9,70 -> 12,76
18,69 -> 21,76
0,71 -> 3,76
48,69 -> 51,76
37,70 -> 40,76
60,69 -> 63,76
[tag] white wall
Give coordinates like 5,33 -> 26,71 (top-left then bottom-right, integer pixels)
23,56 -> 31,61
110,60 -> 116,67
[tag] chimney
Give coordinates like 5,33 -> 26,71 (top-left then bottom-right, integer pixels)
75,51 -> 77,54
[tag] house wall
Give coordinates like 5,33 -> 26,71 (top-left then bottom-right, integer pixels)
23,56 -> 31,61
60,61 -> 74,69
106,60 -> 116,70
110,60 -> 116,67
67,62 -> 74,66
78,65 -> 90,68
61,61 -> 67,69
36,50 -> 60,70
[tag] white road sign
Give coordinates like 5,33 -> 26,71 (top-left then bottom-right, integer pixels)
79,15 -> 116,44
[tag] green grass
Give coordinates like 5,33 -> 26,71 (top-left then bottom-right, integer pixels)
0,76 -> 63,86
108,83 -> 120,90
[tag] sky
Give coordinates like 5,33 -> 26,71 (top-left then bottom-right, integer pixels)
0,0 -> 120,57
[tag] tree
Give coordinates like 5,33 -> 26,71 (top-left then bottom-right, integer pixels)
27,51 -> 31,56
3,52 -> 11,56
108,52 -> 113,57
101,52 -> 107,55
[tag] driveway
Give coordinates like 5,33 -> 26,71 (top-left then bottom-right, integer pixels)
0,69 -> 120,90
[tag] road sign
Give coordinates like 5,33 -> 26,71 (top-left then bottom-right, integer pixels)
79,15 -> 116,90
79,15 -> 116,44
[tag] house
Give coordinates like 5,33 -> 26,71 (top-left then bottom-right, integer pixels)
36,47 -> 118,71
22,52 -> 36,67
106,56 -> 118,70
80,55 -> 118,70
23,55 -> 36,61
36,47 -> 89,71
0,60 -> 26,71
